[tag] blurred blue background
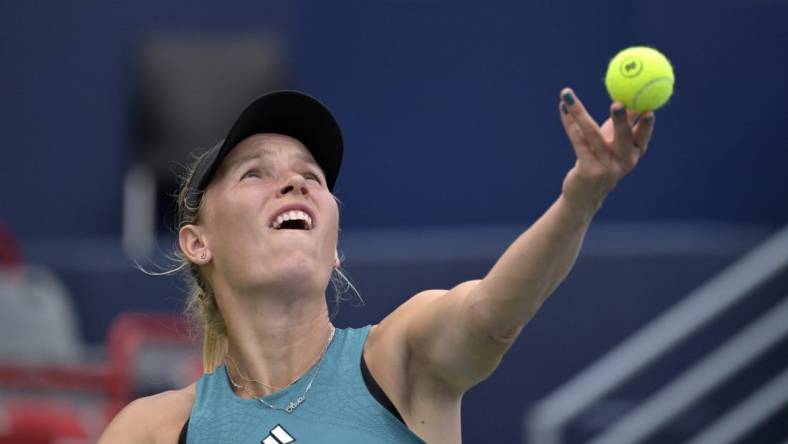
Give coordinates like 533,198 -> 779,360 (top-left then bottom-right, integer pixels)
3,0 -> 787,236
1,1 -> 787,443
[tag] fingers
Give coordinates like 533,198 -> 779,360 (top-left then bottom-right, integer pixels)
610,102 -> 639,163
559,102 -> 595,162
604,101 -> 656,162
560,88 -> 607,151
633,112 -> 655,155
559,87 -> 656,167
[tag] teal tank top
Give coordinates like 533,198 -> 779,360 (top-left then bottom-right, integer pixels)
187,325 -> 425,444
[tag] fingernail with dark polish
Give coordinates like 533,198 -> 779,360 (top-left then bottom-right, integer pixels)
561,104 -> 569,114
562,92 -> 575,105
613,107 -> 626,116
644,116 -> 653,125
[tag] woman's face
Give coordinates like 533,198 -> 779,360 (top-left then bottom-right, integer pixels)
194,133 -> 339,294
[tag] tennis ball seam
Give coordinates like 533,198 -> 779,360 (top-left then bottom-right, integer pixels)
632,76 -> 674,111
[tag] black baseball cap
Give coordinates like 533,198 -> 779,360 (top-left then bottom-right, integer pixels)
185,90 -> 343,210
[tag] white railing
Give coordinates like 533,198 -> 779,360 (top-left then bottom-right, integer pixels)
586,297 -> 788,444
685,364 -> 788,444
526,224 -> 788,444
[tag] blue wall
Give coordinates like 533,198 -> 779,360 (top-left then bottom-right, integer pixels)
2,1 -> 787,237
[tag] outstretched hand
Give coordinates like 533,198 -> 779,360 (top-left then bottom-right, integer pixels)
558,87 -> 655,215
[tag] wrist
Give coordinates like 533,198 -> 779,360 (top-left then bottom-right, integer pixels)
557,192 -> 602,224
560,167 -> 616,220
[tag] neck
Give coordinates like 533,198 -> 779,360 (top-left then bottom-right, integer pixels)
217,279 -> 334,398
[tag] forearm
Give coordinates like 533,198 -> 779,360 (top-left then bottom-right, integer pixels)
470,192 -> 598,338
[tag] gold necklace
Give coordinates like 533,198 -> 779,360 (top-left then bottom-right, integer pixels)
226,354 -> 285,390
225,325 -> 336,413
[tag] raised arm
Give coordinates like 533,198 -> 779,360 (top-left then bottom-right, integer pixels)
402,88 -> 655,392
469,88 -> 654,339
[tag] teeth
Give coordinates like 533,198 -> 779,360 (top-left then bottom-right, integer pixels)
271,210 -> 313,230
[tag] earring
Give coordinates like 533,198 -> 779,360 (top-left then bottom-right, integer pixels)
334,251 -> 340,267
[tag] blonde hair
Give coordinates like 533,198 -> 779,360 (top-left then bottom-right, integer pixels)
173,147 -> 360,374
174,149 -> 228,372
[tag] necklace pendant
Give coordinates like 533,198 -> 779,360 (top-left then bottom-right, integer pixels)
286,395 -> 306,413
232,325 -> 333,415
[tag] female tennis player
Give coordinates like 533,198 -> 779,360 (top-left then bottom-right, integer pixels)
98,88 -> 654,444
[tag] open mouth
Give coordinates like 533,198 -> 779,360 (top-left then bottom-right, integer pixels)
271,210 -> 313,231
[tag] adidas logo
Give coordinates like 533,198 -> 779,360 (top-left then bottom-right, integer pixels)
261,424 -> 295,444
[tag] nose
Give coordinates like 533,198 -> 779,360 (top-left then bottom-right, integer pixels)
276,174 -> 309,198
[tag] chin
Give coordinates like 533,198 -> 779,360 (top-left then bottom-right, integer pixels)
268,253 -> 330,288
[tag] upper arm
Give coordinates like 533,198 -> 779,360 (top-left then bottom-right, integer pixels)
98,397 -> 156,444
98,384 -> 195,444
401,280 -> 523,394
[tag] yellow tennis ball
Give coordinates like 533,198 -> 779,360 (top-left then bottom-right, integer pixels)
605,46 -> 674,112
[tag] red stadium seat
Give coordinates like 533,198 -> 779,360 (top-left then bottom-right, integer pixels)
0,398 -> 91,444
0,222 -> 21,269
105,311 -> 201,403
0,311 -> 201,441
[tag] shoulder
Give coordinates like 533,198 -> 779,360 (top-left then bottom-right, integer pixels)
381,286 -> 460,325
98,383 -> 196,444
368,282 -> 479,352
366,288 -> 450,355
368,279 -> 508,391
378,281 -> 480,341
363,286 -> 461,391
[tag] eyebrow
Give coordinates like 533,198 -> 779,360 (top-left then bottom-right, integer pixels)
290,151 -> 321,169
228,150 -> 321,174
229,151 -> 271,172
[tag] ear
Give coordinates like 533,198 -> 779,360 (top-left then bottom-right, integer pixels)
179,224 -> 211,265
